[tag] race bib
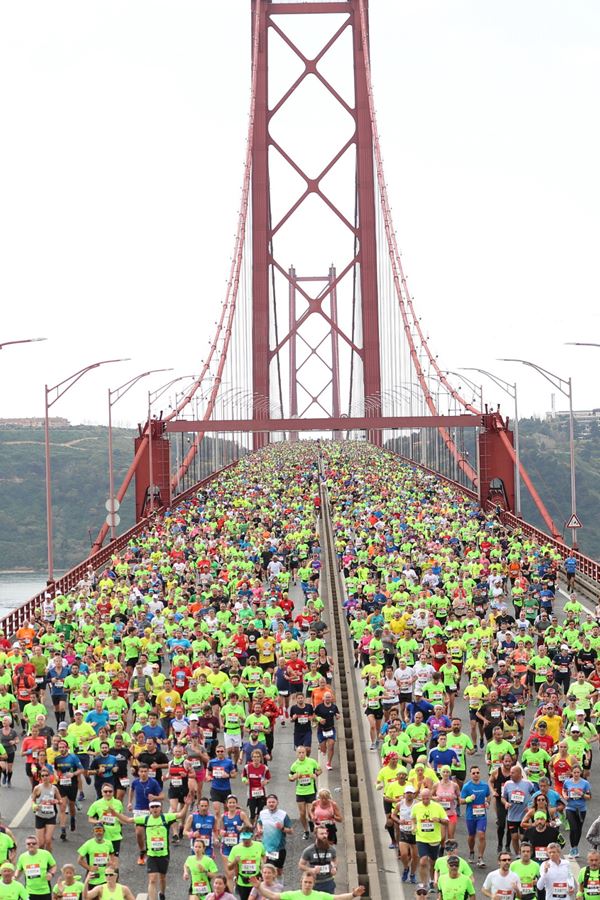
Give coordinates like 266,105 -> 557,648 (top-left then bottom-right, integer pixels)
150,837 -> 165,851
192,883 -> 209,896
472,804 -> 485,817
213,767 -> 227,780
25,865 -> 41,879
535,847 -> 548,860
120,777 -> 129,787
511,791 -> 525,804
298,776 -> 312,786
322,730 -> 334,738
60,775 -> 72,786
251,788 -> 264,798
420,821 -> 434,833
171,778 -> 183,787
222,835 -> 237,846
93,854 -> 108,867
102,815 -> 116,825
241,861 -> 257,875
266,851 -> 279,862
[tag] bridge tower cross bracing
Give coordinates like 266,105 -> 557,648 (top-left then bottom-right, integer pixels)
250,0 -> 382,448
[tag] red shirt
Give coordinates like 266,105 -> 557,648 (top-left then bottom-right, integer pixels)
112,679 -> 130,699
242,762 -> 270,799
285,659 -> 307,685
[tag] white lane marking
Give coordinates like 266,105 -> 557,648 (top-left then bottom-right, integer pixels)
9,795 -> 31,828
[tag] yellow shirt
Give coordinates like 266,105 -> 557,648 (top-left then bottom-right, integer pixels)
464,683 -> 489,709
411,800 -> 447,843
535,714 -> 562,744
155,689 -> 181,714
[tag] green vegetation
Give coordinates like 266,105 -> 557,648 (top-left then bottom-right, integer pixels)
0,425 -> 242,571
0,419 -> 598,571
518,417 -> 600,559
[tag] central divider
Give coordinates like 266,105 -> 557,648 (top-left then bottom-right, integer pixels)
319,475 -> 388,899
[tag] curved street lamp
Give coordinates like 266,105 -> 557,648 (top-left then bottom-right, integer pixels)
45,358 -> 129,584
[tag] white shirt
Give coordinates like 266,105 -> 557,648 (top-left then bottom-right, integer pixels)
482,869 -> 521,898
536,860 -> 575,899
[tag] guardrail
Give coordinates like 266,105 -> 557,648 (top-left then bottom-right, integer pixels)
0,462 -> 237,637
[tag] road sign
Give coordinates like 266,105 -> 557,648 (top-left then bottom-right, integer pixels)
105,513 -> 121,527
566,513 -> 582,529
105,498 -> 121,513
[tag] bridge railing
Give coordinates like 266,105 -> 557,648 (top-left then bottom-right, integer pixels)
0,463 -> 236,637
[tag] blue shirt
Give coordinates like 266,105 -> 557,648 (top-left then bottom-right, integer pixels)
131,776 -> 161,811
85,711 -> 110,733
190,813 -> 215,856
563,777 -> 590,812
461,780 -> 491,819
428,747 -> 459,772
208,756 -> 236,792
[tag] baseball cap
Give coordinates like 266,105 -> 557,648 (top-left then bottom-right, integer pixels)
571,725 -> 581,733
189,714 -> 199,721
58,722 -> 68,730
240,831 -> 254,840
416,887 -> 428,896
0,863 -> 14,872
403,785 -> 416,794
534,811 -> 547,820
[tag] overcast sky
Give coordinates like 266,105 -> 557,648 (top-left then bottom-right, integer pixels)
0,0 -> 598,428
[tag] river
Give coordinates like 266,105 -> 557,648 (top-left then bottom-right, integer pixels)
0,573 -> 53,613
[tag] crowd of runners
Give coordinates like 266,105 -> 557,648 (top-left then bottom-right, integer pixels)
0,441 -> 597,900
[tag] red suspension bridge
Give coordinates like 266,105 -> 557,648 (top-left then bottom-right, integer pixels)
9,0 -> 600,614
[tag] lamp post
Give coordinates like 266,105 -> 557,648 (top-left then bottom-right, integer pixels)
0,337 -> 47,350
107,368 -> 173,541
444,371 -> 483,412
462,367 -> 521,518
45,358 -> 129,584
499,357 -> 578,547
147,375 -> 195,513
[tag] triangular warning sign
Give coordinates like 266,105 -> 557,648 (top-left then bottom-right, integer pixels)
566,513 -> 583,529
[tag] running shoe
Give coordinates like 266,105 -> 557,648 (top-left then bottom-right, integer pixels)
401,867 -> 409,882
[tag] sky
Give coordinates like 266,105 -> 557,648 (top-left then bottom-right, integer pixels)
0,0 -> 598,428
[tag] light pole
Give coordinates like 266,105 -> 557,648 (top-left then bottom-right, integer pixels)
0,337 -> 47,350
147,375 -> 195,513
499,357 -> 578,547
462,367 -> 521,518
45,358 -> 129,584
445,371 -> 484,412
108,368 -> 173,541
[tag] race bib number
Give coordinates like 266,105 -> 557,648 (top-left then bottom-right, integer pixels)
222,835 -> 237,846
60,775 -> 72,786
322,729 -> 334,738
25,865 -> 41,879
102,815 -> 116,825
511,791 -> 525,804
251,788 -> 264,798
535,847 -> 548,860
420,821 -> 434,833
93,854 -> 108,867
241,861 -> 257,875
298,776 -> 312,786
472,804 -> 485,817
150,837 -> 165,851
171,777 -> 183,787
192,883 -> 209,896
213,767 -> 227,780
266,851 -> 279,862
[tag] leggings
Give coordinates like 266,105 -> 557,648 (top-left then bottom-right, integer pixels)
566,808 -> 586,848
496,801 -> 509,849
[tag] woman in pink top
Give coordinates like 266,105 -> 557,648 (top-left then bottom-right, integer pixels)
433,766 -> 460,851
309,788 -> 343,844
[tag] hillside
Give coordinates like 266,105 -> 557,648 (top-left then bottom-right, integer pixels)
0,425 -> 240,571
0,420 -> 598,571
518,417 -> 600,558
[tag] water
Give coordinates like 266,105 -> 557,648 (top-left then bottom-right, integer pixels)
0,573 -> 50,612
